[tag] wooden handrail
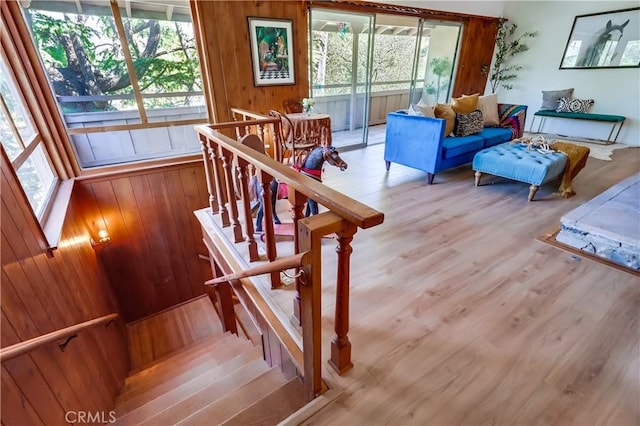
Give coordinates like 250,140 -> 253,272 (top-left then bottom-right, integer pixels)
205,251 -> 311,286
230,107 -> 269,121
0,313 -> 118,363
195,125 -> 384,229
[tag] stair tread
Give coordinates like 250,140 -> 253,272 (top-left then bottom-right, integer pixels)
221,377 -> 308,426
114,346 -> 263,426
123,333 -> 247,393
128,331 -> 234,379
128,296 -> 223,370
141,360 -> 282,426
175,367 -> 290,426
116,337 -> 256,412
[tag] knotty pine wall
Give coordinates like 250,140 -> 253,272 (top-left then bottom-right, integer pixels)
1,154 -> 129,424
192,1 -> 309,122
74,162 -> 213,322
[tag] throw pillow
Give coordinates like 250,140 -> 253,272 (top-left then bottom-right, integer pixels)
408,104 -> 435,118
477,94 -> 500,126
454,110 -> 484,137
451,93 -> 479,113
541,88 -> 574,110
434,103 -> 456,136
556,97 -> 594,113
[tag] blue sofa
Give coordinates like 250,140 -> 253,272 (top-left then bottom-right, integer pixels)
384,104 -> 528,183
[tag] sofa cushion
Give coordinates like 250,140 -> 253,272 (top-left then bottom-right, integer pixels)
452,93 -> 479,113
478,94 -> 500,126
434,103 -> 456,136
477,127 -> 513,147
408,104 -> 435,117
442,135 -> 484,159
454,110 -> 484,136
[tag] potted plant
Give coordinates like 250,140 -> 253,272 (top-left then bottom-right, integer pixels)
489,19 -> 538,93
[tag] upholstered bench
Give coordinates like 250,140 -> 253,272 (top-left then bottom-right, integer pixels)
531,110 -> 625,144
472,142 -> 567,201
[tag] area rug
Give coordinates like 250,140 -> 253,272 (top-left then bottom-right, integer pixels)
522,132 -> 632,161
537,227 -> 640,277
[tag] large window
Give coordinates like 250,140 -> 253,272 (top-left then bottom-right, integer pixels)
22,0 -> 207,168
0,54 -> 57,218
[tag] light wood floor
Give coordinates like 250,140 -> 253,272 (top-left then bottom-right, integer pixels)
293,143 -> 640,425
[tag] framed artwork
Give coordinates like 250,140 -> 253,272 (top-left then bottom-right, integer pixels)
559,7 -> 640,69
248,17 -> 295,86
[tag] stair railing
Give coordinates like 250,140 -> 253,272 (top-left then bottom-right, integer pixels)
0,313 -> 119,363
195,118 -> 384,378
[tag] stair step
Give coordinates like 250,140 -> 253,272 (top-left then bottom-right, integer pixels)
174,367 -> 289,426
128,330 -> 231,379
123,333 -> 245,393
222,377 -> 308,426
113,346 -> 263,426
128,295 -> 223,370
141,361 -> 283,426
116,337 -> 255,412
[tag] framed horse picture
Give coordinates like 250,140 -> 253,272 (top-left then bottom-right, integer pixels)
560,7 -> 640,69
248,17 -> 295,86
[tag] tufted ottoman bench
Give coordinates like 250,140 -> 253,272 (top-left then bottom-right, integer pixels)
472,142 -> 567,201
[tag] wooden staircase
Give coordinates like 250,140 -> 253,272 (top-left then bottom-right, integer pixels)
114,296 -> 308,425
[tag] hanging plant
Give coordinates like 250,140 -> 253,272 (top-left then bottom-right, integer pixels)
489,19 -> 538,93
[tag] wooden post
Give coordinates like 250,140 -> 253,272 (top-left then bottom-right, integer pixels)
259,171 -> 280,288
214,281 -> 237,334
298,213 -> 343,399
200,135 -> 218,213
209,143 -> 229,226
237,158 -> 259,261
289,188 -> 307,325
330,223 -> 357,374
221,147 -> 243,242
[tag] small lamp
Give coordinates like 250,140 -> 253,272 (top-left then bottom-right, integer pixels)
91,229 -> 111,248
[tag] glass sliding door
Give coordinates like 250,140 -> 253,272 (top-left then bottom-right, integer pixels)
309,9 -> 374,150
410,21 -> 462,106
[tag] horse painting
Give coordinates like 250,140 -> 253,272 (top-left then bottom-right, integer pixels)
576,18 -> 630,67
255,146 -> 348,232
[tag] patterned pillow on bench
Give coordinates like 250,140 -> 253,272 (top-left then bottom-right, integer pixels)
556,97 -> 594,113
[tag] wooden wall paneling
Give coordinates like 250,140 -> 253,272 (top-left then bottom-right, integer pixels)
192,1 -> 310,121
1,364 -> 43,426
1,310 -> 84,417
146,171 -> 193,303
164,169 -> 206,299
128,174 -> 182,311
82,180 -> 154,321
179,166 -> 213,286
0,248 -> 110,414
0,282 -> 88,421
233,1 -> 263,115
452,17 -> 498,98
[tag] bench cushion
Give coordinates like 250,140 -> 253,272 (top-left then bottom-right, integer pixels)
534,110 -> 625,122
473,142 -> 567,186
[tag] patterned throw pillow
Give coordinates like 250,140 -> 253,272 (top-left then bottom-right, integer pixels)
454,110 -> 484,137
556,97 -> 594,113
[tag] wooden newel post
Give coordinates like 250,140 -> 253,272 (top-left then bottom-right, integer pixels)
214,281 -> 237,334
289,188 -> 307,325
329,223 -> 357,374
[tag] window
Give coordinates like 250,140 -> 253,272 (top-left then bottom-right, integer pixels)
0,53 -> 58,218
22,0 -> 207,168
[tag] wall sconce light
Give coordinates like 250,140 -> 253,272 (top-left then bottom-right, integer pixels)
91,229 -> 111,248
